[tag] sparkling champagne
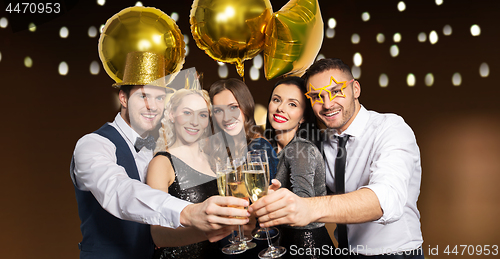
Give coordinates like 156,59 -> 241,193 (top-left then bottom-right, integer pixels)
217,173 -> 226,196
226,169 -> 250,213
244,170 -> 268,202
227,180 -> 249,217
227,181 -> 249,199
263,162 -> 270,183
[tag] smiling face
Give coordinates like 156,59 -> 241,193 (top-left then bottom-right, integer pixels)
170,94 -> 210,145
119,85 -> 166,137
212,89 -> 245,136
306,69 -> 360,133
268,83 -> 306,133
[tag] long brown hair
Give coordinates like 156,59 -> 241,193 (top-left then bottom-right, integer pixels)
209,78 -> 263,159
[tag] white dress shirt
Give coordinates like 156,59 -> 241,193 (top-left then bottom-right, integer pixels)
324,106 -> 423,255
71,113 -> 191,228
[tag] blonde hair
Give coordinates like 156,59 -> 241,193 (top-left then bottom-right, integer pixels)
154,89 -> 212,154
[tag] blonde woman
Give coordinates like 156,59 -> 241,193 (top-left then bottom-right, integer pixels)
147,89 -> 222,258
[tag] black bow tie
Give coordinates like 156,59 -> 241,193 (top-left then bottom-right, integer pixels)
135,136 -> 156,152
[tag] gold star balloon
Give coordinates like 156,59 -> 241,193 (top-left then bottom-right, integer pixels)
264,0 -> 323,80
99,6 -> 185,86
190,0 -> 272,77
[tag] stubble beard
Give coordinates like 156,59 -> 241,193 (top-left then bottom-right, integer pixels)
320,99 -> 357,132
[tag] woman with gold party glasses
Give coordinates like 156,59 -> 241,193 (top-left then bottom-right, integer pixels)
265,76 -> 335,259
146,89 -> 223,258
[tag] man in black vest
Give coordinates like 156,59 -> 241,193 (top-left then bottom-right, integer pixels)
71,52 -> 250,259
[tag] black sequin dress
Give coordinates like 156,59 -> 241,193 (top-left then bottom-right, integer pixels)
152,152 -> 223,259
275,137 -> 336,259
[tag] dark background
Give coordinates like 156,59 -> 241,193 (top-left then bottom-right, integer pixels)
1,0 -> 499,258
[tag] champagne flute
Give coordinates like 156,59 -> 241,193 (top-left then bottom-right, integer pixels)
216,159 -> 247,255
221,158 -> 253,244
228,158 -> 257,252
245,154 -> 286,258
247,150 -> 279,241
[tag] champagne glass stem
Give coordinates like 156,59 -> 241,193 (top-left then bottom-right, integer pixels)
260,225 -> 286,258
265,227 -> 273,248
230,229 -> 236,243
238,225 -> 244,244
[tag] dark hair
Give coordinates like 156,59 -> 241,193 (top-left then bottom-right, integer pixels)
209,79 -> 263,158
119,85 -> 172,98
302,58 -> 354,84
118,85 -> 134,99
265,76 -> 320,145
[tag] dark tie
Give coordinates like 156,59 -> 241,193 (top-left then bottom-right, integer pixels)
134,136 -> 156,152
335,135 -> 350,252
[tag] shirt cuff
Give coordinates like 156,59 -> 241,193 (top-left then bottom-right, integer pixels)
358,184 -> 389,224
159,198 -> 191,228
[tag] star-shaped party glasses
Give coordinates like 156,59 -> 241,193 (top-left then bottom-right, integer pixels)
305,76 -> 354,107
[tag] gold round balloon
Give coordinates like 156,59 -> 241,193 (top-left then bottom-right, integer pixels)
99,6 -> 185,85
190,0 -> 272,77
264,0 -> 324,80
